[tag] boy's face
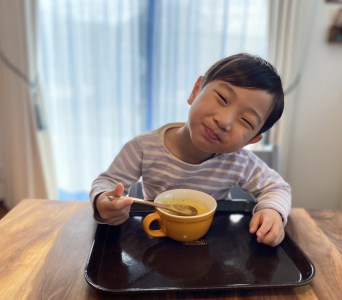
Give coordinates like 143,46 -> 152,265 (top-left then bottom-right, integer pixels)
186,78 -> 273,154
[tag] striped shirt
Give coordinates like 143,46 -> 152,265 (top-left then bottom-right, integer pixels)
90,123 -> 291,223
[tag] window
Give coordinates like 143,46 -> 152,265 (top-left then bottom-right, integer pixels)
37,0 -> 268,200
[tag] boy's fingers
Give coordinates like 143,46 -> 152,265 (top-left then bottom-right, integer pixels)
256,218 -> 273,238
118,198 -> 132,208
105,183 -> 125,199
249,213 -> 261,234
249,209 -> 285,246
107,197 -> 133,210
113,183 -> 125,197
258,227 -> 284,246
102,183 -> 133,211
100,199 -> 131,219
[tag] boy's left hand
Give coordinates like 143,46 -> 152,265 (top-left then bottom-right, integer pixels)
249,208 -> 285,246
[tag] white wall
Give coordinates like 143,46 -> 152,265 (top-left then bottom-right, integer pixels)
286,1 -> 342,209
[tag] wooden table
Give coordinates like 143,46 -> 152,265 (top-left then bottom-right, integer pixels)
0,199 -> 341,300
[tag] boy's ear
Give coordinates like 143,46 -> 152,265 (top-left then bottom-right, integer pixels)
247,135 -> 262,145
187,76 -> 203,105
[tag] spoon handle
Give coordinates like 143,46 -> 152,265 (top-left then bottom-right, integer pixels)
108,195 -> 197,216
126,197 -> 171,210
108,195 -> 167,209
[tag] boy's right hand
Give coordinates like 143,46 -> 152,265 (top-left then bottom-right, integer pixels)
95,183 -> 133,225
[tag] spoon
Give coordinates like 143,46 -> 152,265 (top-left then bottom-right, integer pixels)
108,195 -> 197,216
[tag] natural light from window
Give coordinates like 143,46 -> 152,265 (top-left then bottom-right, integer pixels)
37,0 -> 268,200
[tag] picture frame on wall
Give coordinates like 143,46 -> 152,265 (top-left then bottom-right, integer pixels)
328,8 -> 342,42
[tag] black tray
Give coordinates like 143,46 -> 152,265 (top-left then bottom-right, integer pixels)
85,200 -> 315,294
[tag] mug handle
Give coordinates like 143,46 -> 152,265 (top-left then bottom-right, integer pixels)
142,212 -> 167,238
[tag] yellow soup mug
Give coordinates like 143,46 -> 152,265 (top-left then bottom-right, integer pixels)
142,189 -> 217,242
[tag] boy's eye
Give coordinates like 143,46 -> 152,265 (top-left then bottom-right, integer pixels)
241,118 -> 254,129
216,92 -> 227,103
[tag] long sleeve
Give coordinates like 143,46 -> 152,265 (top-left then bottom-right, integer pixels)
238,151 -> 291,224
89,137 -> 143,209
89,123 -> 292,225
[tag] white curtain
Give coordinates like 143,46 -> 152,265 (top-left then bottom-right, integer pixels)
267,0 -> 318,176
36,0 -> 268,200
0,0 -> 50,208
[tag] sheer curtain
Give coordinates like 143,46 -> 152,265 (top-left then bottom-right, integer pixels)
37,0 -> 268,200
0,0 -> 49,208
267,0 -> 318,176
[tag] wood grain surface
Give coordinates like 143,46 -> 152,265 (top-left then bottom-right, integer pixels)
0,199 -> 341,300
307,209 -> 342,253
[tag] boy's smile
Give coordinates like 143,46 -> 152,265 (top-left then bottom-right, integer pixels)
203,125 -> 220,142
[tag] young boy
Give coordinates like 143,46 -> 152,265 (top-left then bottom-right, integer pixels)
90,53 -> 291,247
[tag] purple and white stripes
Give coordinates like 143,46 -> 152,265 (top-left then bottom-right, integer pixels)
90,123 -> 291,223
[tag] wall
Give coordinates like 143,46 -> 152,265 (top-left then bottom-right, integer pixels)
286,0 -> 342,209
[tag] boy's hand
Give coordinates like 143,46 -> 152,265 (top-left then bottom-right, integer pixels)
95,183 -> 133,225
249,208 -> 285,246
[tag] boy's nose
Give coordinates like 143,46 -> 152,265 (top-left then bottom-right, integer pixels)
214,112 -> 234,132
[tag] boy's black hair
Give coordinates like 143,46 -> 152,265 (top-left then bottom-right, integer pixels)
201,53 -> 284,135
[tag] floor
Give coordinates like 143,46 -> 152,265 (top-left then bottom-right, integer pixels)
0,201 -> 9,219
